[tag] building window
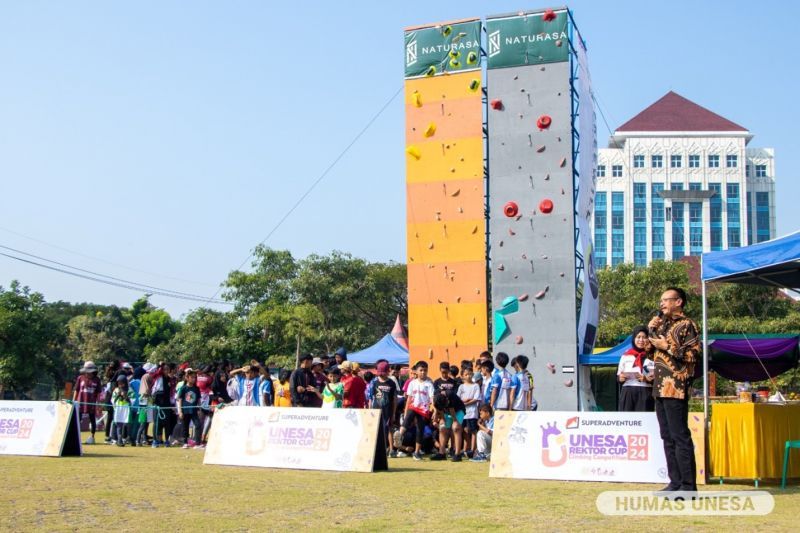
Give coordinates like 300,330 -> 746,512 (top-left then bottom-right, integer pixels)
611,192 -> 624,266
708,155 -> 720,168
709,183 -> 722,251
651,155 -> 663,168
633,155 -> 644,168
597,165 -> 606,177
755,164 -> 767,178
689,182 -> 702,191
672,202 -> 685,258
612,165 -> 623,178
727,183 -> 740,248
756,191 -> 770,243
726,154 -> 738,168
671,183 -> 684,191
728,228 -> 741,248
594,192 -> 607,268
689,155 -> 700,168
689,202 -> 702,223
651,183 -> 665,261
634,183 -> 647,266
670,155 -> 682,168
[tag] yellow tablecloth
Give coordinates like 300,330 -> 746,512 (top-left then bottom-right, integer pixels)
710,403 -> 800,480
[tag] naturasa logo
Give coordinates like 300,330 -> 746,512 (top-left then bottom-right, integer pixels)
487,27 -> 568,58
406,39 -> 417,67
540,418 -> 650,467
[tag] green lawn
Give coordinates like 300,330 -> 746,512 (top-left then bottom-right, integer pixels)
0,433 -> 798,531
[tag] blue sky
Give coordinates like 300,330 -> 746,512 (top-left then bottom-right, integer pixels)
1,1 -> 796,317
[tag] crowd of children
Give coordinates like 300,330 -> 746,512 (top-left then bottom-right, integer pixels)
71,349 -> 536,461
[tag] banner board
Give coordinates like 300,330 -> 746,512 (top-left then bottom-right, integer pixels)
485,10 -> 569,69
490,411 -> 706,485
404,19 -> 481,78
204,407 -> 387,473
0,401 -> 82,457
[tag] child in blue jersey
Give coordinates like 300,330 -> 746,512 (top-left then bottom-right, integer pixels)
479,359 -> 494,406
489,352 -> 512,411
509,355 -> 532,411
230,364 -> 262,406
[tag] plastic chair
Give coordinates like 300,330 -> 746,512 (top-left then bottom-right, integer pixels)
781,440 -> 800,489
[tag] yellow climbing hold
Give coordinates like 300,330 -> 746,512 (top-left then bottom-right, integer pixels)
469,79 -> 480,91
426,66 -> 436,77
423,122 -> 436,138
406,145 -> 421,160
442,25 -> 452,36
411,90 -> 422,107
467,51 -> 478,65
449,58 -> 461,69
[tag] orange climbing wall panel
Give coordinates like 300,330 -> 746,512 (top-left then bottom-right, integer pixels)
405,70 -> 487,369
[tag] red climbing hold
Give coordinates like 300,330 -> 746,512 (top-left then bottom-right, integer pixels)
537,115 -> 552,130
543,9 -> 557,21
490,99 -> 504,110
539,199 -> 554,214
503,201 -> 519,218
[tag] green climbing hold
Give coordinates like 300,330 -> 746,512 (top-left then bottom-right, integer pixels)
494,312 -> 510,345
499,296 -> 519,315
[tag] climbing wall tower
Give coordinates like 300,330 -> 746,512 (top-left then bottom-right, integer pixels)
486,8 -> 598,410
404,19 -> 489,370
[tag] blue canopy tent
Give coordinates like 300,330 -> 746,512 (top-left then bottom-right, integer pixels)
347,334 -> 409,365
701,230 -> 800,420
579,336 -> 632,365
581,334 -> 799,380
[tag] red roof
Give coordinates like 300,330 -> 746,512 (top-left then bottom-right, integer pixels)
617,91 -> 747,133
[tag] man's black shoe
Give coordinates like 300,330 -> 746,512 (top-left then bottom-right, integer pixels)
653,484 -> 680,497
667,490 -> 699,501
430,453 -> 446,461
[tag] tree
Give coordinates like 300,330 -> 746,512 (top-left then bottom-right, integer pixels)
64,307 -> 137,364
0,282 -> 60,397
222,248 -> 408,357
222,246 -> 298,315
128,297 -> 178,356
596,261 -> 693,346
150,308 -> 236,364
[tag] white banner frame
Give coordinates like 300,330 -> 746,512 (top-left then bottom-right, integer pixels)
490,411 -> 705,484
0,400 -> 82,457
203,406 -> 388,473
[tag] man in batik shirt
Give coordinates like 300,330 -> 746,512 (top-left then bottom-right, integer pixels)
648,287 -> 700,495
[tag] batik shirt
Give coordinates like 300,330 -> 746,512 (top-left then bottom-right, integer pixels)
651,312 -> 700,400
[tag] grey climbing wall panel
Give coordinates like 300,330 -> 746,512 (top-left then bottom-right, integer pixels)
487,60 -> 578,411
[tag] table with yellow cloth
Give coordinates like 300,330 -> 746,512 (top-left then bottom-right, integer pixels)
710,403 -> 800,480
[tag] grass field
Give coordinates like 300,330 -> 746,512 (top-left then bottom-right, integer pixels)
1,433 -> 799,531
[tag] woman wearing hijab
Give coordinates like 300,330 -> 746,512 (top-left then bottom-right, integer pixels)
616,326 -> 655,412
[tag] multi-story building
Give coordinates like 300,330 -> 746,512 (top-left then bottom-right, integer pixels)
593,91 -> 776,268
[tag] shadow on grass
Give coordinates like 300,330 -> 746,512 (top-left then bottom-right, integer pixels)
386,466 -> 430,472
82,453 -> 134,458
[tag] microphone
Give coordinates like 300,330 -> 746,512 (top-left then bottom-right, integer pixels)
649,310 -> 663,337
